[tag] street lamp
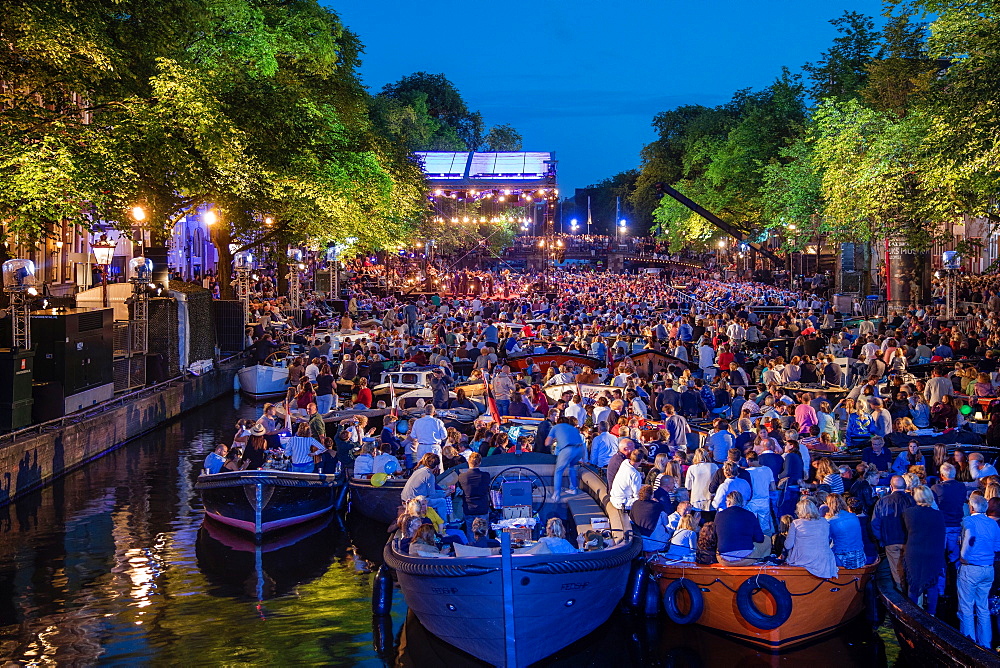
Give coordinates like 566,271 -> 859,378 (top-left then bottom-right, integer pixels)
91,234 -> 116,308
617,219 -> 627,244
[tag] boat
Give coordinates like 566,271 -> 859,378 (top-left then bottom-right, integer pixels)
541,382 -> 617,403
396,388 -> 485,433
372,366 -> 444,400
875,558 -> 997,666
618,349 -> 690,378
349,475 -> 407,524
236,357 -> 289,398
648,556 -> 878,650
382,454 -> 643,667
196,468 -> 341,536
505,352 -> 606,375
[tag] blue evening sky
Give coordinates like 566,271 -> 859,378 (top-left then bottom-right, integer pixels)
329,0 -> 887,194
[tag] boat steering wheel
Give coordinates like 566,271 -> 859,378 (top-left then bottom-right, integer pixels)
264,351 -> 289,366
489,466 -> 547,514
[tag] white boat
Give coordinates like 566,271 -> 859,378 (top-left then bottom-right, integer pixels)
541,382 -> 617,403
237,363 -> 289,398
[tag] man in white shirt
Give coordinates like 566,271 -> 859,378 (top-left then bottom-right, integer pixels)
924,366 -> 954,406
610,450 -> 643,510
410,405 -> 447,462
565,395 -> 586,424
697,339 -> 716,381
969,452 -> 999,480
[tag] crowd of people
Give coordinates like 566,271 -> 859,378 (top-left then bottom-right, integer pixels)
203,261 -> 1000,652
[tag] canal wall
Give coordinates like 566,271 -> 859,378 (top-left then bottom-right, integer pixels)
0,359 -> 241,507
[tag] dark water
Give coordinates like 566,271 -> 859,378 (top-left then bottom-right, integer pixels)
0,396 -> 899,666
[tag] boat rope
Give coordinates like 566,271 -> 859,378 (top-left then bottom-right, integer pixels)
648,572 -> 863,595
383,551 -> 501,577
518,539 -> 642,574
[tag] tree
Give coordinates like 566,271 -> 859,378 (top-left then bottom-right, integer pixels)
803,11 -> 883,101
483,124 -> 523,152
861,12 -> 937,117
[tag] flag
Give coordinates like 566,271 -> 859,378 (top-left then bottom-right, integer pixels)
483,371 -> 502,424
388,374 -> 397,417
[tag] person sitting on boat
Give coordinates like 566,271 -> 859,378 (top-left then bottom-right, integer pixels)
247,333 -> 280,365
825,493 -> 866,569
457,453 -> 491,541
610,450 -> 644,511
283,423 -> 326,473
411,405 -> 447,463
630,485 -> 673,554
468,517 -> 500,549
785,496 -> 838,578
408,523 -> 452,558
203,444 -> 228,475
715,491 -> 768,565
663,511 -> 700,561
402,454 -> 450,521
525,518 -> 578,554
712,462 -> 752,511
244,423 -> 278,469
353,443 -> 376,476
890,441 -> 926,476
447,387 -> 476,411
334,420 -> 359,477
372,442 -> 398,476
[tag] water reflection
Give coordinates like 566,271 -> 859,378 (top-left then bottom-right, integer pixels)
0,396 -> 895,667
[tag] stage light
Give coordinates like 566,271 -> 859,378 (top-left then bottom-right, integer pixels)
538,240 -> 544,248
463,216 -> 470,223
434,189 -> 444,196
499,196 -> 506,202
503,189 -> 511,196
539,189 -> 547,195
470,190 -> 478,196
525,195 -> 533,201
451,217 -> 459,223
480,217 -> 486,222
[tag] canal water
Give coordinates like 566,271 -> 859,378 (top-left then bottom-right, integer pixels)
0,397 -> 902,666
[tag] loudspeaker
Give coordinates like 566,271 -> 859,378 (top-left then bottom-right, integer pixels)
31,308 -> 113,395
0,399 -> 33,432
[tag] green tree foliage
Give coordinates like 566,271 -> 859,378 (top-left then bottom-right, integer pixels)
0,0 -> 427,271
803,11 -> 883,101
483,124 -> 523,152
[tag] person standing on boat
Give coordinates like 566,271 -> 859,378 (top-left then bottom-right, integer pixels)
306,402 -> 326,441
491,366 -> 515,416
256,403 -> 284,450
547,417 -> 587,502
957,494 -> 1000,648
872,475 -> 916,588
589,421 -> 618,468
785,496 -> 838,578
457,453 -> 491,541
402,454 -> 451,521
429,367 -> 450,409
610,450 -> 644,510
902,485 -> 946,615
411,405 -> 447,462
661,404 -> 691,454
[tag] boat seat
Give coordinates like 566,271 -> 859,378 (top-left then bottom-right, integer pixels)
566,494 -> 604,536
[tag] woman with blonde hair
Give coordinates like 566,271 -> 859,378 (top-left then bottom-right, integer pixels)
684,447 -> 718,511
815,457 -> 844,494
785,497 -> 837,578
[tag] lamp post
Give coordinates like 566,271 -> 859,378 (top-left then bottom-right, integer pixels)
2,259 -> 38,350
91,234 -> 116,308
617,219 -> 627,245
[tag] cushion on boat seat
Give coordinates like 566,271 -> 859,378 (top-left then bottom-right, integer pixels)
566,494 -> 604,536
453,544 -> 500,557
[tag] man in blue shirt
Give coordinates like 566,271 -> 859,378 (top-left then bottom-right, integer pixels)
546,417 -> 587,502
203,444 -> 228,474
958,495 -> 1000,648
706,419 -> 734,464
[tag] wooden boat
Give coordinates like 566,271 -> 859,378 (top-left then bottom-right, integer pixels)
875,558 -> 997,666
196,469 -> 340,536
236,362 -> 289,398
349,476 -> 407,524
383,455 -> 643,667
649,556 -> 878,650
617,349 -> 690,377
505,352 -> 606,374
541,382 -> 616,403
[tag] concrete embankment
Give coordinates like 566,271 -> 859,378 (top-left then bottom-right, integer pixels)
0,359 -> 241,507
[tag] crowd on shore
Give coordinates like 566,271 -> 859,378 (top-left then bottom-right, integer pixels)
209,265 -> 1000,652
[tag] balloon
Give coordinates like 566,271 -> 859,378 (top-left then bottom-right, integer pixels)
960,404 -> 973,416
371,473 -> 388,487
383,458 -> 400,475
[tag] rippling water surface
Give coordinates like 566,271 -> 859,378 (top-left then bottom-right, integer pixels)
0,396 -> 899,666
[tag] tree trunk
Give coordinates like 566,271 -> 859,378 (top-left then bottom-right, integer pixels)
214,225 -> 235,300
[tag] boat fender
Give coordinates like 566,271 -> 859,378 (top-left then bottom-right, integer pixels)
233,374 -> 241,392
334,484 -> 349,511
735,574 -> 792,630
371,614 -> 393,658
624,557 -> 648,609
662,578 -> 703,625
371,563 -> 394,615
643,574 -> 662,616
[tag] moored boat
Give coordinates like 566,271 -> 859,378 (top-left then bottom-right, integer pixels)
383,455 -> 642,667
618,349 -> 690,378
505,352 -> 606,375
349,476 -> 407,524
649,556 -> 878,650
875,559 -> 997,666
196,469 -> 341,536
236,362 -> 289,398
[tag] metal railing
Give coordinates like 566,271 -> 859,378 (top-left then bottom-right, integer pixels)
0,354 -> 242,444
